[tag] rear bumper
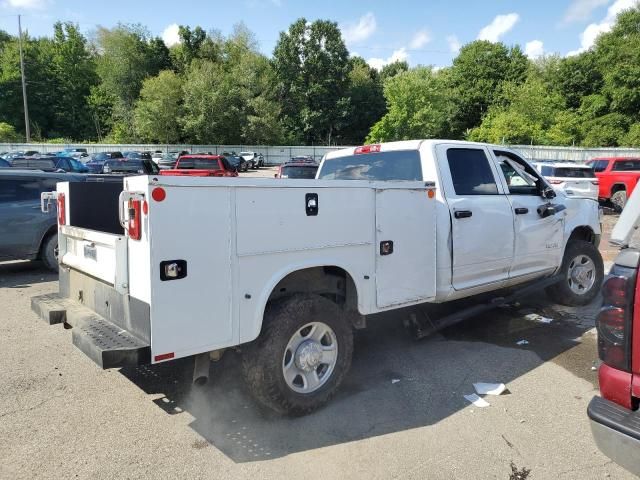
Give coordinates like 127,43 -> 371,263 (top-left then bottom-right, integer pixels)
588,396 -> 640,476
31,266 -> 150,369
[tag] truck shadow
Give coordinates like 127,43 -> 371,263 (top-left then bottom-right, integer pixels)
119,294 -> 598,463
0,261 -> 57,288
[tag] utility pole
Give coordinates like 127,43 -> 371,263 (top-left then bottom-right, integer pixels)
17,14 -> 30,142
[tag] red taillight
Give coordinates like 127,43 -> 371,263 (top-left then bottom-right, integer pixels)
354,144 -> 381,155
128,199 -> 142,240
596,266 -> 636,372
602,276 -> 628,307
548,179 -> 563,184
57,193 -> 66,225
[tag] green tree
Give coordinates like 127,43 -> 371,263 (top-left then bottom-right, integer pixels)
95,24 -> 169,140
339,57 -> 386,145
366,67 -> 449,142
134,70 -> 184,143
380,60 -> 409,82
593,7 -> 640,120
621,124 -> 640,147
50,22 -> 98,139
273,18 -> 351,144
468,74 -> 566,145
581,113 -> 629,147
447,40 -> 529,137
0,122 -> 20,142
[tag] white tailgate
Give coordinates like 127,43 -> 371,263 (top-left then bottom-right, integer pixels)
375,188 -> 436,307
59,225 -> 127,287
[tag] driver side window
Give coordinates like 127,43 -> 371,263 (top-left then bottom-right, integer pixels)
495,153 -> 539,195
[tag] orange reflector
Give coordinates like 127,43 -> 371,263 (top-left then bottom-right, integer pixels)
427,190 -> 435,199
154,352 -> 175,362
142,200 -> 148,215
152,187 -> 166,202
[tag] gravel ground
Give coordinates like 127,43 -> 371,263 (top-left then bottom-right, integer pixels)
0,200 -> 634,480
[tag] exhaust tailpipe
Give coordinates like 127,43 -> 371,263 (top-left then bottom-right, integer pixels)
193,353 -> 210,385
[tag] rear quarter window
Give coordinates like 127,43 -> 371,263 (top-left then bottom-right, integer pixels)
612,159 -> 640,171
317,150 -> 422,181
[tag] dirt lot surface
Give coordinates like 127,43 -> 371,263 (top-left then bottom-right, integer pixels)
0,200 -> 634,479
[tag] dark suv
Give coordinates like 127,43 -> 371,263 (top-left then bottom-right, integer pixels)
0,170 -> 85,271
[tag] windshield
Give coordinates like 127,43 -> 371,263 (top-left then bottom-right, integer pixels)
280,165 -> 318,179
591,160 -> 609,172
317,150 -> 422,181
178,158 -> 221,170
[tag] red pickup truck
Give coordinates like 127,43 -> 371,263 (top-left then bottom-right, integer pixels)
589,157 -> 640,211
589,199 -> 640,475
159,154 -> 238,177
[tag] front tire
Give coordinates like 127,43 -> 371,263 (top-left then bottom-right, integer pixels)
41,233 -> 59,272
546,240 -> 603,306
611,190 -> 627,212
242,294 -> 353,416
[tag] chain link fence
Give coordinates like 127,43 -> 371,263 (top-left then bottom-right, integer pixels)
2,142 -> 640,164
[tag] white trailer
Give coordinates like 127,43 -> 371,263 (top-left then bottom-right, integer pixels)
33,140 -> 603,415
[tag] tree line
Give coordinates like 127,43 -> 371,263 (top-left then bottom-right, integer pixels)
1,7 -> 640,147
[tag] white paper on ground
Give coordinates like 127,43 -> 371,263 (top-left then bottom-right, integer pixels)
516,339 -> 529,345
473,382 -> 506,396
391,379 -> 400,384
464,393 -> 490,407
524,313 -> 553,324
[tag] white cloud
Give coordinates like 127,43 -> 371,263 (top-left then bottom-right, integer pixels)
409,29 -> 431,49
341,12 -> 377,45
2,0 -> 47,8
525,40 -> 545,59
367,48 -> 408,71
447,35 -> 461,53
562,0 -> 610,24
477,13 -> 520,42
162,24 -> 181,47
567,0 -> 639,55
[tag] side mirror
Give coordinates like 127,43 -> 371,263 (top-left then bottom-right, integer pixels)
542,186 -> 556,199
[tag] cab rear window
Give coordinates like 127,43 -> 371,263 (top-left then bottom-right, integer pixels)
178,159 -> 221,170
317,150 -> 422,181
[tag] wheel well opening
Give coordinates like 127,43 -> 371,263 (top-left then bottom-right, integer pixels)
268,266 -> 358,311
611,184 -> 626,195
38,226 -> 57,258
569,226 -> 596,244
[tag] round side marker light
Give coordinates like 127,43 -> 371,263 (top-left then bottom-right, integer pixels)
152,187 -> 166,202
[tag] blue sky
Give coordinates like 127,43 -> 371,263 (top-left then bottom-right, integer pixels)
0,0 -> 638,68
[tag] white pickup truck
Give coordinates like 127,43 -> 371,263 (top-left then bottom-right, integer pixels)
32,140 -> 603,415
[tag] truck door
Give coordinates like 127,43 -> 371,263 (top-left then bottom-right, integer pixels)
436,145 -> 515,291
491,150 -> 563,279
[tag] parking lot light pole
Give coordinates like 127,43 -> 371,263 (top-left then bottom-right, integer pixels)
18,14 -> 31,143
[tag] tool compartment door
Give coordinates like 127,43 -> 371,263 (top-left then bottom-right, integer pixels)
149,186 -> 235,360
375,188 -> 436,308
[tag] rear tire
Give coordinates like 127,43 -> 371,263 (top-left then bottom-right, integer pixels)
546,240 -> 603,306
611,190 -> 627,212
242,294 -> 353,416
41,233 -> 58,272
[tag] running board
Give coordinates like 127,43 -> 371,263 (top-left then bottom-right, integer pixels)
408,275 -> 562,340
